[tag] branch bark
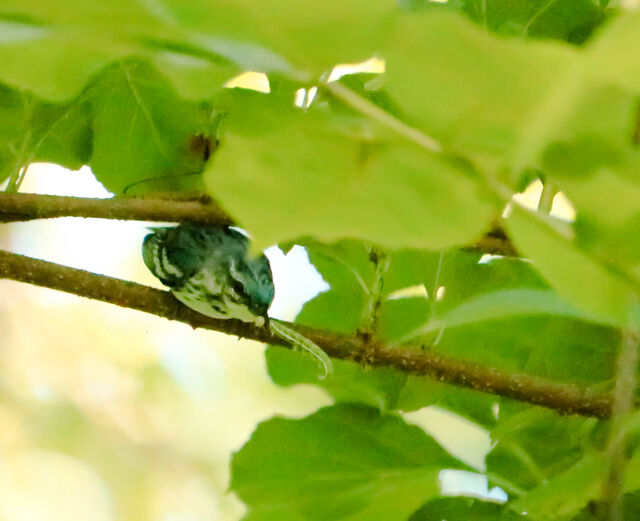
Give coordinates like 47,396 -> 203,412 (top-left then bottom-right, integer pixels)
0,249 -> 612,418
0,192 -> 233,226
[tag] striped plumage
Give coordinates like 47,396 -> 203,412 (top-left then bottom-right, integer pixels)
142,225 -> 274,326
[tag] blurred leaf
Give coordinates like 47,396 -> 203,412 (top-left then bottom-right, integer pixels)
0,0 -> 393,101
33,100 -> 93,168
150,0 -> 395,76
382,9 -> 640,181
382,11 -> 577,174
0,3 -> 233,100
538,85 -> 640,272
207,90 -> 496,251
624,438 -> 640,493
242,505 -> 308,521
0,450 -> 113,521
319,73 -> 406,123
0,83 -> 92,183
231,404 -> 467,521
506,205 -> 636,326
587,11 -> 640,92
619,492 -> 640,520
0,13 -> 129,100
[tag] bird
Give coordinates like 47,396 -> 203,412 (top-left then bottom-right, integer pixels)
142,224 -> 332,376
142,224 -> 274,327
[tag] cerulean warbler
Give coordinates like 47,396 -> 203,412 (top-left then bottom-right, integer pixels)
142,225 -> 332,376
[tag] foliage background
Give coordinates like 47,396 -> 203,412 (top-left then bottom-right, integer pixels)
2,0 -> 640,520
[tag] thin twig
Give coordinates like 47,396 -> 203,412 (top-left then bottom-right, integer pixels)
537,181 -> 556,215
0,248 -> 615,418
601,330 -> 639,520
0,192 -> 233,226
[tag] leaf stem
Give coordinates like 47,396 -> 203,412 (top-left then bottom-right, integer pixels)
537,181 -> 556,215
325,82 -> 443,154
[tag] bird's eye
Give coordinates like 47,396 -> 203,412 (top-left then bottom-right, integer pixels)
232,281 -> 245,295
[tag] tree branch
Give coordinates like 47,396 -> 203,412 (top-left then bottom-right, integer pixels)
0,193 -> 516,256
0,249 -> 612,418
0,192 -> 233,226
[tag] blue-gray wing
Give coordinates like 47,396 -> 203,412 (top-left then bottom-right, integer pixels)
143,225 -> 274,319
142,225 -> 228,288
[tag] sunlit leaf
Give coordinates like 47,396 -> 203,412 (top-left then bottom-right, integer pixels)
232,404 -> 467,521
88,59 -> 214,194
506,205 -> 636,326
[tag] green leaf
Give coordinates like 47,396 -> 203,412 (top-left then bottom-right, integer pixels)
32,100 -> 93,169
231,404 -> 467,521
0,3 -> 237,101
410,497 -> 525,521
538,85 -> 640,271
622,414 -> 640,493
419,0 -> 609,44
0,14 -> 127,100
397,378 -> 500,428
510,452 -> 605,521
382,9 -> 640,180
539,86 -> 636,184
382,10 -> 577,174
506,205 -> 637,326
160,0 -> 395,75
0,83 -> 92,183
385,285 -> 614,383
587,11 -> 640,92
242,505 -> 307,521
87,59 -> 214,194
0,0 -> 393,101
487,408 -> 596,493
208,91 -> 496,250
267,346 -> 406,410
145,44 -> 236,101
432,288 -> 606,331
